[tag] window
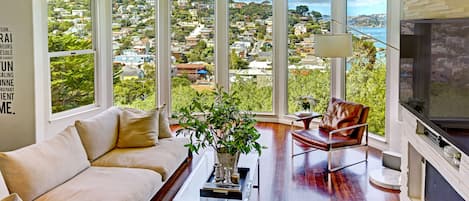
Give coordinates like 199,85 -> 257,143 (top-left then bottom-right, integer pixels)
171,0 -> 215,112
346,0 -> 387,136
112,0 -> 157,110
287,0 -> 331,114
48,0 -> 95,114
229,1 -> 273,112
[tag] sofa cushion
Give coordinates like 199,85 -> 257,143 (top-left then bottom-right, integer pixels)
34,167 -> 162,201
75,107 -> 121,161
92,137 -> 189,181
1,193 -> 22,201
158,104 -> 173,139
319,97 -> 364,136
0,126 -> 90,201
0,171 -> 8,199
117,109 -> 159,148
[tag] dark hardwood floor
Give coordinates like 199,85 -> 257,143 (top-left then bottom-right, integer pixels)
157,123 -> 400,201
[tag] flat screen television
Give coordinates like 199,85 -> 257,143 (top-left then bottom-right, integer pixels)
400,18 -> 469,154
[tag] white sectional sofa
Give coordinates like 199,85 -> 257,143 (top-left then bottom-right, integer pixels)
0,107 -> 189,201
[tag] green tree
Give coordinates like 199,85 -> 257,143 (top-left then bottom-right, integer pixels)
49,34 -> 94,113
346,62 -> 386,135
229,50 -> 249,70
295,5 -> 309,16
288,68 -> 331,114
352,37 -> 377,70
231,79 -> 272,112
172,76 -> 191,87
310,10 -> 322,21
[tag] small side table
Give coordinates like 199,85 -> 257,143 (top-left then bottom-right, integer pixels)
293,112 -> 322,129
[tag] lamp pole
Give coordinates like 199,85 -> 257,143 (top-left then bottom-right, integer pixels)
331,0 -> 347,99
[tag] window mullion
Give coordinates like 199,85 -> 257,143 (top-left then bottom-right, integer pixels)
215,0 -> 229,90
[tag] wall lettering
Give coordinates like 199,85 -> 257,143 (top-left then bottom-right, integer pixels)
0,27 -> 14,114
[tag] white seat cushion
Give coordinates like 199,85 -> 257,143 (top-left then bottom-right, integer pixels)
35,167 -> 162,201
92,137 -> 189,181
0,126 -> 90,201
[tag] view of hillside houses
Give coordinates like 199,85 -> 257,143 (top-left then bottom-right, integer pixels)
47,0 -> 387,135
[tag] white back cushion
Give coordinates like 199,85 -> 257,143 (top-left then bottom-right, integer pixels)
0,170 -> 8,198
75,107 -> 120,161
0,126 -> 90,201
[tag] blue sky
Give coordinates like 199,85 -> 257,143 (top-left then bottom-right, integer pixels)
233,0 -> 386,16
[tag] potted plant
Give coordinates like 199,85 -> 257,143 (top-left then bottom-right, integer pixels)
295,95 -> 316,116
173,85 -> 263,181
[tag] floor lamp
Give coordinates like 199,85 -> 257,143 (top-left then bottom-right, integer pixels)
314,31 -> 401,190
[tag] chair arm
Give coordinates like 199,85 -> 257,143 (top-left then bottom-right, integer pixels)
328,123 -> 368,135
328,123 -> 368,142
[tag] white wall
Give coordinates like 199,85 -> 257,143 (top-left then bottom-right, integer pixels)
0,0 -> 36,151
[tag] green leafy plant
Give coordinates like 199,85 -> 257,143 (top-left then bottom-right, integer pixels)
174,85 -> 263,156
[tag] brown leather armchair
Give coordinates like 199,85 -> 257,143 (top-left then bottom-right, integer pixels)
291,97 -> 369,180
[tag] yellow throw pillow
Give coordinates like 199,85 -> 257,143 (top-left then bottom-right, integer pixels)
117,109 -> 159,148
157,104 -> 173,139
1,193 -> 22,201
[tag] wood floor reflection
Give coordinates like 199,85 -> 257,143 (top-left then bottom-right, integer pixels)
159,123 -> 400,201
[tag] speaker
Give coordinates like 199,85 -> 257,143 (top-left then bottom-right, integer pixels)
382,151 -> 401,171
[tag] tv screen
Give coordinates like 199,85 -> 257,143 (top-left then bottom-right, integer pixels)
400,18 -> 469,153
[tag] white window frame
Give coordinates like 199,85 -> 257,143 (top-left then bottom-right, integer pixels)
34,0 -> 112,140
47,0 -> 99,120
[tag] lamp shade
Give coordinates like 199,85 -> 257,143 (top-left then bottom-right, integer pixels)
314,33 -> 353,57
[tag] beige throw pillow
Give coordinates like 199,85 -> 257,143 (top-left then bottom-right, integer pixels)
1,193 -> 22,201
75,107 -> 121,161
158,104 -> 173,139
117,109 -> 159,148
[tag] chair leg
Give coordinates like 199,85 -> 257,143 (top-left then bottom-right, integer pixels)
291,135 -> 294,158
327,150 -> 332,194
291,135 -> 294,177
365,145 -> 369,162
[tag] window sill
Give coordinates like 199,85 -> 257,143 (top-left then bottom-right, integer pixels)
368,133 -> 388,151
49,104 -> 101,123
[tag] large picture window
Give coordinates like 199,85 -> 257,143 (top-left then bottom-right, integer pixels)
287,0 -> 331,114
112,0 -> 157,110
48,0 -> 95,114
229,0 -> 273,112
171,0 -> 215,112
346,0 -> 387,136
